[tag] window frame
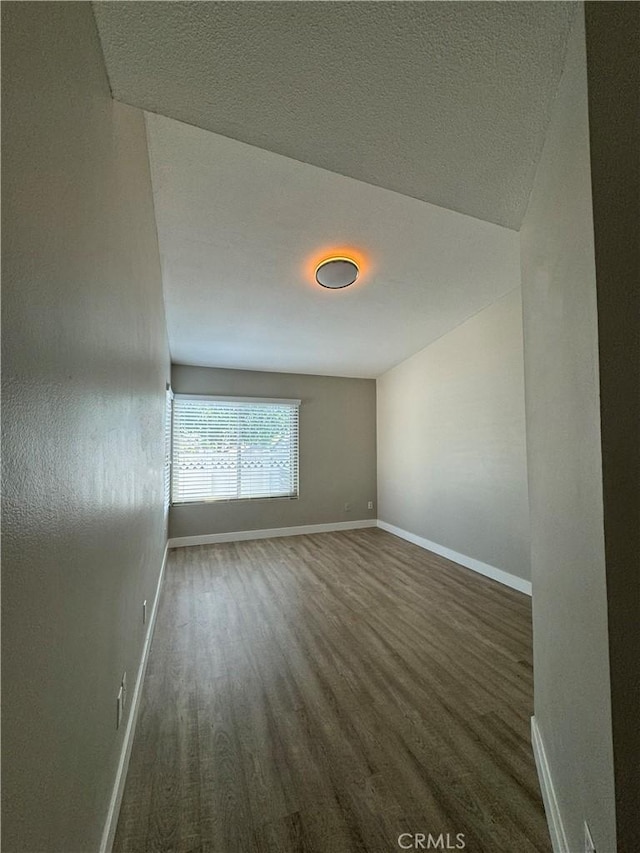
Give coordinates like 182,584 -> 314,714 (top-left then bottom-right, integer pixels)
170,394 -> 301,506
164,385 -> 174,514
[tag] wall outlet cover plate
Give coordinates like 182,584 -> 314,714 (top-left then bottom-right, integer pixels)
116,686 -> 123,729
584,821 -> 596,853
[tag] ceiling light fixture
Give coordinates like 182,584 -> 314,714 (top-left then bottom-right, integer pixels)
314,256 -> 359,289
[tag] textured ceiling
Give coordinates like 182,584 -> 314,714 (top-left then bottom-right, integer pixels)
146,113 -> 520,378
93,1 -> 573,229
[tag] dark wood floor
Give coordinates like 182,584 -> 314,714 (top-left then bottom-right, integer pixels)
114,529 -> 550,853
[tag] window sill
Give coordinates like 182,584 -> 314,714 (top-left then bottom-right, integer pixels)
171,495 -> 299,507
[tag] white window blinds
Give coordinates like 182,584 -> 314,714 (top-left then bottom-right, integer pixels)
171,396 -> 300,504
164,386 -> 173,512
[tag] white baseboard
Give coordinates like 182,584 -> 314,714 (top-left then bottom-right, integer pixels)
531,716 -> 569,853
376,520 -> 532,596
168,519 -> 377,548
99,543 -> 169,853
169,521 -> 532,599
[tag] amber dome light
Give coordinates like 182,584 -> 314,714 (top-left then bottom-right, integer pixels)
314,257 -> 359,289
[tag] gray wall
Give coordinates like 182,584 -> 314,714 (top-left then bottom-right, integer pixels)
585,5 -> 639,850
170,366 -> 377,538
520,10 -> 616,852
377,288 -> 530,581
2,4 -> 169,852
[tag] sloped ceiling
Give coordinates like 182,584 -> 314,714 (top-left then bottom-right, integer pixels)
146,113 -> 520,377
93,1 -> 573,229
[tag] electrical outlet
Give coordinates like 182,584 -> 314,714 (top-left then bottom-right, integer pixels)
584,822 -> 596,853
344,502 -> 351,512
367,501 -> 374,510
116,685 -> 123,729
142,599 -> 147,625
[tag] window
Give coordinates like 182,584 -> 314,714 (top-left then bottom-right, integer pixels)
171,395 -> 300,504
164,386 -> 173,512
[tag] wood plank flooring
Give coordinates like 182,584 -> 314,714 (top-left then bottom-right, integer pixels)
114,528 -> 550,853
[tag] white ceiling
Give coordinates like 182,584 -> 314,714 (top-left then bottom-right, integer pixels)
146,113 -> 520,378
94,1 -> 573,229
